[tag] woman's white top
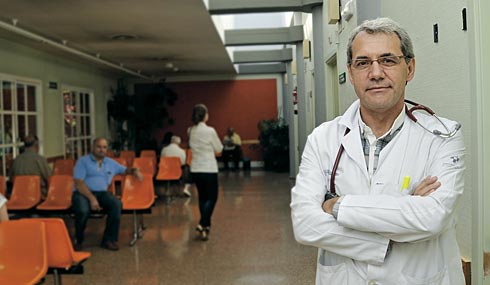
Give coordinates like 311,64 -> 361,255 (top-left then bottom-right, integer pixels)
188,122 -> 223,173
0,194 -> 6,208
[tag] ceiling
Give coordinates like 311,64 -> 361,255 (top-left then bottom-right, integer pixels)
0,0 -> 236,80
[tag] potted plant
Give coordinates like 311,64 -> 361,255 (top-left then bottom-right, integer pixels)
258,118 -> 289,172
107,79 -> 134,153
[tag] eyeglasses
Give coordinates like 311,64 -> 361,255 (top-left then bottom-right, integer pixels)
350,55 -> 409,70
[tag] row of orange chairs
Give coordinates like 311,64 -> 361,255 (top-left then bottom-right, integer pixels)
50,149 -> 158,176
1,149 -> 186,206
4,174 -> 155,247
0,218 -> 90,285
107,150 -> 157,171
50,148 -> 189,178
2,155 -> 181,211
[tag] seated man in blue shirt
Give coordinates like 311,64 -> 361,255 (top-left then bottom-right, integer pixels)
72,137 -> 143,251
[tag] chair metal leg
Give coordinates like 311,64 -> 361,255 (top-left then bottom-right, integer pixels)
137,214 -> 145,237
53,268 -> 61,285
140,214 -> 147,230
129,211 -> 138,246
165,181 -> 172,204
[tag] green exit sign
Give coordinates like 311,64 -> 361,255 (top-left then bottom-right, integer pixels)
338,72 -> 346,84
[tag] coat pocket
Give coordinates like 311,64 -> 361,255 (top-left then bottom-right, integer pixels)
402,267 -> 449,285
316,263 -> 348,285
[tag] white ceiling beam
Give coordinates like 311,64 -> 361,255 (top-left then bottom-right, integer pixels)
233,48 -> 293,63
237,63 -> 287,74
225,26 -> 304,46
208,0 -> 323,14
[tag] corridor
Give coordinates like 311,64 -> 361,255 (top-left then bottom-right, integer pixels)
58,171 -> 316,285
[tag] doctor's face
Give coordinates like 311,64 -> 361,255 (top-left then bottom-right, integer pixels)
347,32 -> 415,117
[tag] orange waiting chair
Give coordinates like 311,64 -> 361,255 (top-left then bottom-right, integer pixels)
32,218 -> 91,285
106,150 -> 116,158
119,150 -> 136,168
156,157 -> 182,203
133,157 -> 156,176
0,219 -> 48,285
122,174 -> 155,246
140,150 -> 157,174
0,176 -> 6,196
37,175 -> 74,211
53,159 -> 76,176
7,175 -> 42,211
110,157 -> 128,196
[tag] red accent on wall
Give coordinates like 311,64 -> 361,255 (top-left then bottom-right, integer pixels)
159,79 -> 278,161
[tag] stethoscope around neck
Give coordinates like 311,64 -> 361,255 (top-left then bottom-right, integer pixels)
328,99 -> 461,194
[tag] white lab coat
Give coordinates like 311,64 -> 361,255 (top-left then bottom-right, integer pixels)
291,100 -> 465,285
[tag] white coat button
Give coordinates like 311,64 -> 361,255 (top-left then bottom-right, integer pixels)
368,281 -> 377,285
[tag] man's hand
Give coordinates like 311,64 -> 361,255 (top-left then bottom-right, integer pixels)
90,198 -> 102,211
322,197 -> 340,214
413,176 -> 441,196
75,179 -> 100,210
134,168 -> 144,181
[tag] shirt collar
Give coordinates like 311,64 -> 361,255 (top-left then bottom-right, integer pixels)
89,154 -> 106,162
358,107 -> 405,139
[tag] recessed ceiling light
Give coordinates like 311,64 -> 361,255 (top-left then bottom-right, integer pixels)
165,62 -> 174,68
111,34 -> 139,41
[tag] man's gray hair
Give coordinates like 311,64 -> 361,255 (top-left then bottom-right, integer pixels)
347,17 -> 414,64
171,136 -> 181,144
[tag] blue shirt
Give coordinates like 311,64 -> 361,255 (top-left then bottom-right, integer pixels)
73,154 -> 126,192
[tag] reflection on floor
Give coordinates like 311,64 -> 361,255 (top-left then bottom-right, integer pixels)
55,171 -> 316,285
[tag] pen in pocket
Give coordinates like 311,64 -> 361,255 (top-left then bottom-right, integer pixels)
400,176 -> 410,194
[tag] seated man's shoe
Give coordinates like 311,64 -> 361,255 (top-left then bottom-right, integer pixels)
101,240 -> 119,251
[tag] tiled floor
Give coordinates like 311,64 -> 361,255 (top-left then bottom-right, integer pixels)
53,171 -> 316,285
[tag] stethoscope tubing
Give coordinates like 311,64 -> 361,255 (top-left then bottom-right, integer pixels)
328,99 -> 460,195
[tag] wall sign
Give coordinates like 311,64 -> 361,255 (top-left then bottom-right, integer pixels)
338,72 -> 346,84
49,82 -> 58,89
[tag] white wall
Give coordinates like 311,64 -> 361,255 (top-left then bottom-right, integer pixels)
469,0 -> 490,283
303,14 -> 316,134
0,39 -> 117,158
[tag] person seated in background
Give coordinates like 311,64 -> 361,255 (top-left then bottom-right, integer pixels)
158,131 -> 174,155
72,137 -> 143,251
10,134 -> 52,197
161,135 -> 192,197
0,193 -> 9,222
222,127 -> 242,171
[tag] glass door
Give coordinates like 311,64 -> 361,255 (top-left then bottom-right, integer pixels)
0,75 -> 41,178
62,87 -> 94,160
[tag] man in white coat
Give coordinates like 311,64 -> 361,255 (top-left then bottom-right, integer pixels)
291,18 -> 465,284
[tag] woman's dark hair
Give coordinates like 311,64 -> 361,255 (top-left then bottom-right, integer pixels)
192,104 -> 208,125
162,131 -> 174,147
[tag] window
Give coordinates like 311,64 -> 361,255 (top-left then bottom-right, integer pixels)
62,87 -> 94,160
0,74 -> 42,178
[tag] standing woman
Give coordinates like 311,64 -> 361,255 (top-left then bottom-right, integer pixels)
188,104 -> 223,241
0,193 -> 9,222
